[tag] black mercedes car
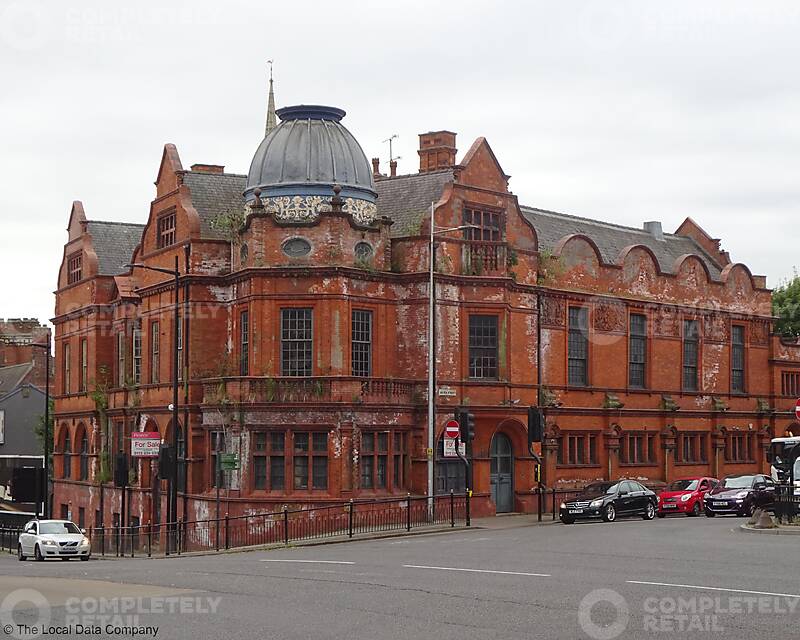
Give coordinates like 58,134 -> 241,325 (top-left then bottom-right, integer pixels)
559,480 -> 657,524
704,474 -> 775,517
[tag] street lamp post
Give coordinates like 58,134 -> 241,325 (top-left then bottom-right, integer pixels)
426,202 -> 477,508
126,257 -> 180,550
31,339 -> 51,519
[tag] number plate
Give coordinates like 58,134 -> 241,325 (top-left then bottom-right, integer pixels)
662,504 -> 677,509
713,502 -> 727,507
568,509 -> 583,514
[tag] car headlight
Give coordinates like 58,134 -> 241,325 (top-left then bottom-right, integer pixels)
681,494 -> 692,502
736,491 -> 749,499
81,537 -> 90,546
589,499 -> 603,508
42,540 -> 57,546
559,502 -> 566,510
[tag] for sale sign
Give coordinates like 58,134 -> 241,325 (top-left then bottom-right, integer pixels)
131,431 -> 161,457
443,438 -> 466,458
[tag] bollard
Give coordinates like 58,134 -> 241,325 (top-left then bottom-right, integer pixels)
450,489 -> 455,527
224,514 -> 230,550
348,499 -> 354,538
283,507 -> 289,545
406,493 -> 412,531
147,521 -> 152,558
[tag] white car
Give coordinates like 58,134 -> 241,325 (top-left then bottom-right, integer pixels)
18,519 -> 91,561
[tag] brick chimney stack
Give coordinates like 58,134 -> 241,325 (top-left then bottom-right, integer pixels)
389,159 -> 397,177
418,131 -> 457,172
372,157 -> 381,178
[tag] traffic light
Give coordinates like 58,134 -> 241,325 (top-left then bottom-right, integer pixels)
528,406 -> 544,450
456,407 -> 476,443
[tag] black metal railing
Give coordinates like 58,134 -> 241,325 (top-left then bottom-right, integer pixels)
87,492 -> 470,558
1,527 -> 22,554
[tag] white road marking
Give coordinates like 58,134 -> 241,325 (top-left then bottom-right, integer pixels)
260,559 -> 355,565
627,580 -> 800,599
404,564 -> 550,577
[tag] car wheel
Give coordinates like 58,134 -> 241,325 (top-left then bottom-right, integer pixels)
690,502 -> 702,517
17,545 -> 26,561
602,504 -> 616,522
740,502 -> 754,518
34,545 -> 44,562
80,555 -> 90,562
643,502 -> 656,520
705,509 -> 715,518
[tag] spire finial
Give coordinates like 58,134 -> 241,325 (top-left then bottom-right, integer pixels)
265,60 -> 277,135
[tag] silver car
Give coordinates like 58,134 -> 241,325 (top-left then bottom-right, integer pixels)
18,519 -> 91,561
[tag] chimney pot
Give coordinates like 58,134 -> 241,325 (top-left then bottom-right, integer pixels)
190,164 -> 225,174
643,221 -> 664,241
371,157 -> 381,178
389,159 -> 397,177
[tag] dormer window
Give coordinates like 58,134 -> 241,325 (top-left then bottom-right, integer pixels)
157,212 -> 176,249
67,252 -> 82,284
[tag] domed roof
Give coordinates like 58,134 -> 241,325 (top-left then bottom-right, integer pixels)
245,105 -> 376,203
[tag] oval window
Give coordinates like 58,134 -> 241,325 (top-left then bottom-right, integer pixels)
282,237 -> 312,257
354,242 -> 374,261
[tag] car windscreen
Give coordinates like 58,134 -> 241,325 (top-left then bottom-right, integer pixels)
581,482 -> 617,497
667,480 -> 698,491
720,476 -> 754,490
39,522 -> 81,535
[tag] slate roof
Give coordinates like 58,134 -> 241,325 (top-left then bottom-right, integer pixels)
0,363 -> 33,399
519,206 -> 723,278
182,171 -> 247,240
85,221 -> 145,276
374,170 -> 454,237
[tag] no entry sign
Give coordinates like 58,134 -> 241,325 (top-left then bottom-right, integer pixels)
795,399 -> 800,422
444,419 -> 460,440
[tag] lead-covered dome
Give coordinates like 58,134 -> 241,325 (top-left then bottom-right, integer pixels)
245,105 -> 377,212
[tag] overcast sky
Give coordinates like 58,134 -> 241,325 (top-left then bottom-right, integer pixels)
1,1 -> 798,329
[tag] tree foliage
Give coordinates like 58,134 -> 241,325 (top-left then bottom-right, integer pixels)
773,269 -> 800,337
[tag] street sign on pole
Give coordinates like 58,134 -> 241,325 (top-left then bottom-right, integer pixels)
131,432 -> 161,458
220,453 -> 239,471
444,419 -> 460,440
795,398 -> 800,422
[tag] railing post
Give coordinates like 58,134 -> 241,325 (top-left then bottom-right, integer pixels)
465,490 -> 471,527
406,493 -> 412,531
283,507 -> 289,545
177,517 -> 183,555
348,499 -> 354,538
552,488 -> 556,521
224,513 -> 230,550
130,525 -> 134,558
101,526 -> 105,557
147,521 -> 152,558
537,486 -> 543,522
450,489 -> 455,527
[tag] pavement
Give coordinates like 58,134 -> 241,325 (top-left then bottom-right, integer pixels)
1,513 -> 799,639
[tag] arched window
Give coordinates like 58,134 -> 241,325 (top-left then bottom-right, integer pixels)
78,427 -> 89,481
62,429 -> 72,479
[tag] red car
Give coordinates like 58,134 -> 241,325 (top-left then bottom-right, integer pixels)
657,477 -> 719,517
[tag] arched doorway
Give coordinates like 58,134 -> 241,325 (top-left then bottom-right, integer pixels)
490,432 -> 514,513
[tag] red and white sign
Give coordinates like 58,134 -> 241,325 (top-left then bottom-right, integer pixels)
795,399 -> 800,422
444,419 -> 460,440
131,431 -> 161,458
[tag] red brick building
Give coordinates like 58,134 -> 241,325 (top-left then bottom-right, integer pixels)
52,95 -> 800,528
